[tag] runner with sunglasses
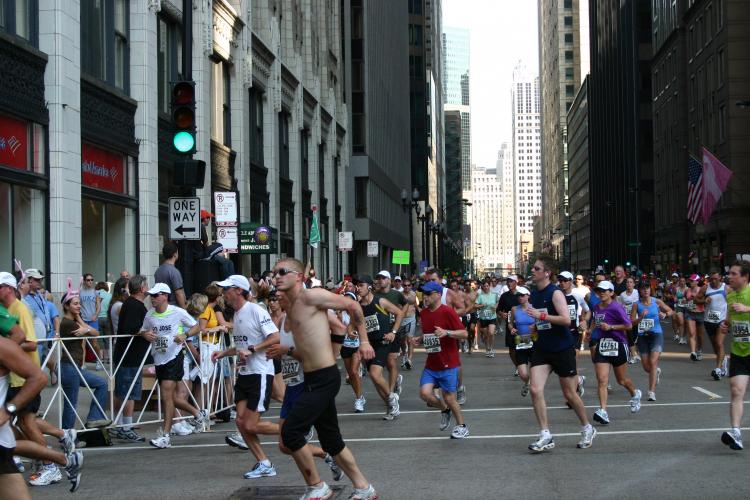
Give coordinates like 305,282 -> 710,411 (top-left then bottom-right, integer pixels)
400,280 -> 418,370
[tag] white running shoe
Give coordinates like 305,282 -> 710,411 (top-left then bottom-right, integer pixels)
450,424 -> 470,439
656,367 -> 662,385
348,484 -> 377,500
521,383 -> 530,397
696,350 -> 703,361
528,433 -> 555,452
439,409 -> 452,431
225,432 -> 249,450
64,451 -> 83,493
383,394 -> 400,420
456,385 -> 466,405
593,408 -> 610,425
630,389 -> 642,413
300,481 -> 333,500
577,425 -> 597,449
647,391 -> 656,401
188,409 -> 209,433
243,461 -> 277,479
149,429 -> 171,449
395,374 -> 403,396
353,395 -> 366,413
59,428 -> 77,454
28,464 -> 62,486
721,429 -> 744,451
577,375 -> 586,397
170,421 -> 194,436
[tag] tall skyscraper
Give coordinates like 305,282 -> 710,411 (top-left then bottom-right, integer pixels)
471,165 -> 503,274
497,142 -> 516,270
511,62 -> 542,268
538,0 -> 589,267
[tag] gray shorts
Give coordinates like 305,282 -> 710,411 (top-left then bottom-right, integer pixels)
402,317 -> 418,337
636,333 -> 664,355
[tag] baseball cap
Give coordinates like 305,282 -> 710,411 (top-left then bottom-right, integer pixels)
671,272 -> 679,277
394,276 -> 402,281
689,273 -> 700,282
353,274 -> 374,285
516,286 -> 530,295
0,272 -> 18,288
557,271 -> 574,281
25,268 -> 44,280
200,209 -> 214,219
146,283 -> 171,296
594,280 -> 615,291
420,281 -> 443,295
216,275 -> 251,291
506,274 -> 518,282
376,270 -> 391,279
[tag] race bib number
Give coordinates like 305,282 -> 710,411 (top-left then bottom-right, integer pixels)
687,301 -> 696,312
535,308 -> 551,331
423,334 -> 442,353
624,303 -> 634,315
568,304 -> 578,322
281,357 -> 301,385
343,334 -> 360,348
516,335 -> 533,350
598,338 -> 619,357
732,321 -> 750,343
154,336 -> 169,354
677,299 -> 687,308
638,318 -> 655,334
364,315 -> 379,333
706,310 -> 722,323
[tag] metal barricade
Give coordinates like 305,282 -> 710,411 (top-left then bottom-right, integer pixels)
38,331 -> 236,431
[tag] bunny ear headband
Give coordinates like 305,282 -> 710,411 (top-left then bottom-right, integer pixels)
62,277 -> 83,304
13,259 -> 26,283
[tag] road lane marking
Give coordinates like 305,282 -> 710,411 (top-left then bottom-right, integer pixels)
692,386 -> 722,399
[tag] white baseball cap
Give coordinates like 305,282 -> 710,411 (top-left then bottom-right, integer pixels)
0,272 -> 18,289
216,275 -> 251,291
376,270 -> 391,279
671,272 -> 679,277
594,280 -> 615,291
394,276 -> 402,281
146,283 -> 171,296
506,274 -> 518,282
558,271 -> 574,281
516,286 -> 531,295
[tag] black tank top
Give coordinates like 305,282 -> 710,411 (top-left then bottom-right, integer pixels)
360,297 -> 391,342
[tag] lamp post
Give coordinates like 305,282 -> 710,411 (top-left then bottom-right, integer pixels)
401,187 -> 420,275
425,204 -> 433,267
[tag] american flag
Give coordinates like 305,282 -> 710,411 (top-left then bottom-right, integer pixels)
687,154 -> 703,224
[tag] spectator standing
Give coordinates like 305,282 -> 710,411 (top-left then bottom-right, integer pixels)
79,273 -> 103,369
22,269 -> 52,368
155,242 -> 187,308
96,281 -> 112,367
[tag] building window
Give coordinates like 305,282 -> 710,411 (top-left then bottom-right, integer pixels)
249,88 -> 264,166
300,130 -> 309,190
81,0 -> 129,92
355,177 -> 367,218
565,85 -> 575,97
0,0 -> 37,45
564,16 -> 573,26
279,112 -> 290,178
157,15 -> 183,115
565,50 -> 573,61
565,67 -> 574,80
0,182 -> 45,270
564,0 -> 572,8
82,198 -> 137,282
211,59 -> 231,146
564,33 -> 573,44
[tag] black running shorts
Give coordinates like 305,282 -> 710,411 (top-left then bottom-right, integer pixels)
234,373 -> 273,412
0,445 -> 18,475
729,353 -> 750,378
155,352 -> 185,382
530,347 -> 578,378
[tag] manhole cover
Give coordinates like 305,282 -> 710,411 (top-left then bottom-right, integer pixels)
229,485 -> 347,499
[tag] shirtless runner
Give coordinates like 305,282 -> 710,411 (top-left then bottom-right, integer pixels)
274,258 -> 378,500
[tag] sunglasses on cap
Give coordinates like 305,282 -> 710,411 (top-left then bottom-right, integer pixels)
273,268 -> 301,277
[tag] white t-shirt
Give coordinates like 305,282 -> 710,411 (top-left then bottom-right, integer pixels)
491,284 -> 505,295
111,301 -> 123,333
140,305 -> 197,366
233,301 -> 278,376
705,283 -> 727,323
570,288 -> 590,312
618,290 -> 640,316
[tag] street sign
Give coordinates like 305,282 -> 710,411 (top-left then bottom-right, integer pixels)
214,192 -> 238,227
216,226 -> 238,253
338,231 -> 353,252
367,241 -> 379,257
392,250 -> 410,265
239,223 -> 277,254
168,197 -> 200,240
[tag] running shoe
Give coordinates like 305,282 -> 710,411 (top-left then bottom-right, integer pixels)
696,350 -> 703,361
324,454 -> 343,482
630,389 -> 642,413
690,352 -> 698,361
149,429 -> 171,449
673,334 -> 680,342
513,369 -> 519,377
489,351 -> 496,358
577,375 -> 586,397
347,484 -> 377,500
243,462 -> 277,479
400,356 -> 407,368
171,421 -> 194,436
647,391 -> 656,401
395,374 -> 403,396
628,355 -> 638,364
456,385 -> 466,405
404,357 -> 412,370
300,481 -> 333,500
188,409 -> 209,432
64,451 -> 83,493
712,368 -> 722,381
722,355 -> 730,375
120,428 -> 146,443
383,394 -> 400,420
528,433 -> 555,453
225,432 -> 249,450
607,383 -> 612,392
29,464 -> 62,486
450,424 -> 470,439
593,408 -> 610,425
521,383 -> 530,397
439,409 -> 452,431
656,367 -> 662,385
577,425 -> 597,449
353,395 -> 366,413
679,337 -> 687,345
59,428 -> 77,454
721,429 -> 744,451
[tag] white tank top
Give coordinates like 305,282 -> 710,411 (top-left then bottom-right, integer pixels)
279,316 -> 303,386
705,283 -> 727,323
0,373 -> 15,448
441,287 -> 449,305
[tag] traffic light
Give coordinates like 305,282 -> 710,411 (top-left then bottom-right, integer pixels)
626,261 -> 632,267
171,80 -> 196,154
173,158 -> 206,188
604,259 -> 609,264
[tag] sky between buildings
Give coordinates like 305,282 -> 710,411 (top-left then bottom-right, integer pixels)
443,0 -> 539,170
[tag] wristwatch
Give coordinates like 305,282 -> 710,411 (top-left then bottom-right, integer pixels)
5,402 -> 17,417
248,345 -> 256,354
391,330 -> 397,335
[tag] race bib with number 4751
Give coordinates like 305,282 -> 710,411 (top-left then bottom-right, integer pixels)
598,338 -> 619,357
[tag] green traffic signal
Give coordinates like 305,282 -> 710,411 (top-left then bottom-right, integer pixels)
173,131 -> 196,153
626,261 -> 631,266
604,259 -> 609,264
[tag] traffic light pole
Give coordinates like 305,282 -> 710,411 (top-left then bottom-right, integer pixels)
183,0 -> 192,79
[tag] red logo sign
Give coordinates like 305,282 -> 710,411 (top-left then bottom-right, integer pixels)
81,143 -> 125,194
0,114 -> 29,171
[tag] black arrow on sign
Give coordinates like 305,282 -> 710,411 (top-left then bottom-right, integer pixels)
175,224 -> 197,236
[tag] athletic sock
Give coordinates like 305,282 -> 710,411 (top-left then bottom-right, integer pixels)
260,459 -> 272,467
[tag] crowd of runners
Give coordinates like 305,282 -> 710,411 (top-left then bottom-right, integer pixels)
2,250 -> 750,500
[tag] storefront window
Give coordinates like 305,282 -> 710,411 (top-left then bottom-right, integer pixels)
0,114 -> 46,175
0,182 -> 46,271
82,198 -> 136,282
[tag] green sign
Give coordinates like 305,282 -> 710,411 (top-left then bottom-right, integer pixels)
627,242 -> 642,247
392,250 -> 410,265
239,222 -> 277,254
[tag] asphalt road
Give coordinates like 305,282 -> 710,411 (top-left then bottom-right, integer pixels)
28,323 -> 750,499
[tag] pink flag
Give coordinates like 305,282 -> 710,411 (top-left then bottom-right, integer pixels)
701,147 -> 733,224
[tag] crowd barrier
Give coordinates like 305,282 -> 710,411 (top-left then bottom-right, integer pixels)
37,332 -> 236,432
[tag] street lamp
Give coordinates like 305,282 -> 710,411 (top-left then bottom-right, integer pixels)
401,187 -> 420,274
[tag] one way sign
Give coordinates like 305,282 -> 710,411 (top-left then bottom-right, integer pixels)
169,197 -> 201,240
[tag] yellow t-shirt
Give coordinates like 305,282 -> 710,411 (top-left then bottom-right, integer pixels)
8,298 -> 41,387
198,305 -> 220,343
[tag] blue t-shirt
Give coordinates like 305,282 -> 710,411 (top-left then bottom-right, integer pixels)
79,288 -> 98,322
512,306 -> 535,336
45,300 -> 59,321
97,290 -> 112,319
530,283 -> 574,353
636,299 -> 662,335
23,292 -> 52,332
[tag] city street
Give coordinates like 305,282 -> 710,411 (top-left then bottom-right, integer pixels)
30,324 -> 750,500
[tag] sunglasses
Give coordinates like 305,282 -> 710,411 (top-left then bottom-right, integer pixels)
558,277 -> 572,282
273,268 -> 301,277
85,279 -> 94,282
149,292 -> 168,297
532,266 -> 543,271
404,283 -> 412,287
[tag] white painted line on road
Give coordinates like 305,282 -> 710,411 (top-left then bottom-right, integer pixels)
85,426 -> 750,451
692,386 -> 723,399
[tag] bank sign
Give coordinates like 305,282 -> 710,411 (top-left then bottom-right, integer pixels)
239,222 -> 277,254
